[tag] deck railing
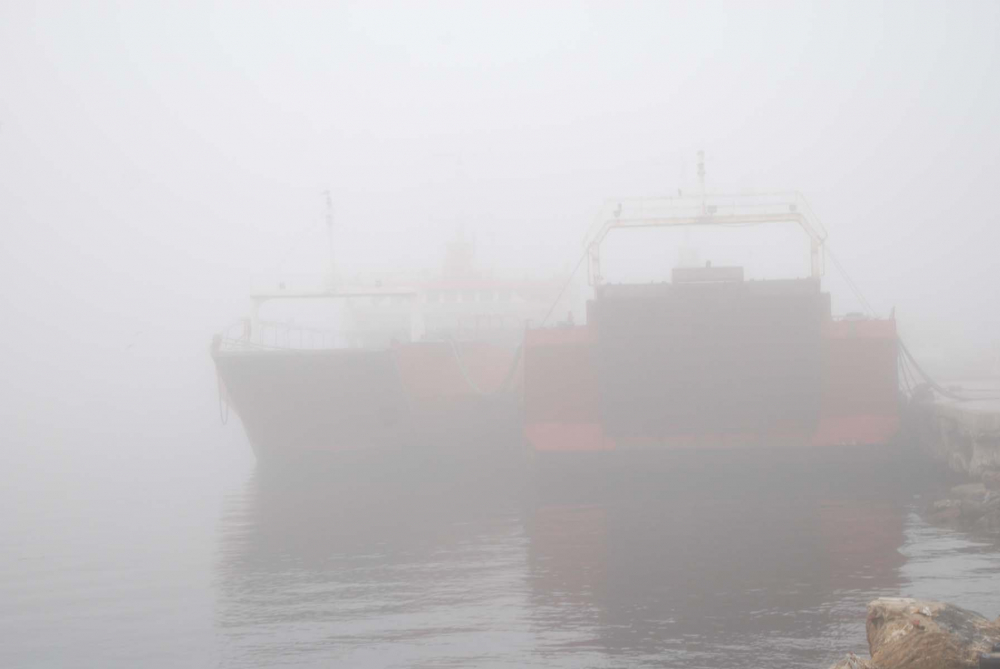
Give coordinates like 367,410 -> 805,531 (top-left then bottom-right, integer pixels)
215,319 -> 354,352
215,315 -> 531,352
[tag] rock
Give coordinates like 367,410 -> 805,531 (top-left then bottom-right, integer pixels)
986,496 -> 1000,515
865,597 -> 1000,669
960,499 -> 986,521
951,483 -> 987,502
828,652 -> 875,669
926,486 -> 1000,530
929,503 -> 963,524
971,499 -> 1000,531
973,512 -> 1000,531
984,471 -> 1000,490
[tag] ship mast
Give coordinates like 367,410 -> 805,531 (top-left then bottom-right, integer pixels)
676,150 -> 706,268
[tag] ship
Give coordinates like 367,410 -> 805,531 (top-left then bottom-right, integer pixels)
523,189 -> 900,456
211,235 -> 574,463
214,170 -> 901,465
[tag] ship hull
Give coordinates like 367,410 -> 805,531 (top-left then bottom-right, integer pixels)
212,342 -> 523,464
524,279 -> 900,454
215,279 -> 900,462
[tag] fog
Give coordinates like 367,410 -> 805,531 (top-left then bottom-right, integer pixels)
1,2 -> 999,666
2,2 -> 998,434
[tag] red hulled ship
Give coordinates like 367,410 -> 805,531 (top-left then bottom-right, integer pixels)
213,177 -> 901,465
523,190 -> 899,454
211,237 -> 573,463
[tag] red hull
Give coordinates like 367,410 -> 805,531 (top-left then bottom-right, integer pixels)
524,286 -> 900,453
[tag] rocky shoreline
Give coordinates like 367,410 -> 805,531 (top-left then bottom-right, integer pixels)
906,384 -> 1000,532
829,598 -> 1000,669
909,382 -> 1000,467
926,481 -> 1000,531
827,393 -> 1000,667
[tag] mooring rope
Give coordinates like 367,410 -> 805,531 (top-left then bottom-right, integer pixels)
824,244 -> 876,317
897,337 -> 1000,402
822,241 -> 1000,403
498,342 -> 525,393
540,246 -> 589,328
897,348 -> 915,396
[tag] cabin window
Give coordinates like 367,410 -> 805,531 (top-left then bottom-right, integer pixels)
463,291 -> 477,303
427,291 -> 441,303
445,291 -> 457,303
499,289 -> 512,302
479,290 -> 495,302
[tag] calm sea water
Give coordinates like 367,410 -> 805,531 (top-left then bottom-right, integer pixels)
2,440 -> 999,668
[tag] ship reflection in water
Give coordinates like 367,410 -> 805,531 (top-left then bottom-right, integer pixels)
215,454 -> 923,668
